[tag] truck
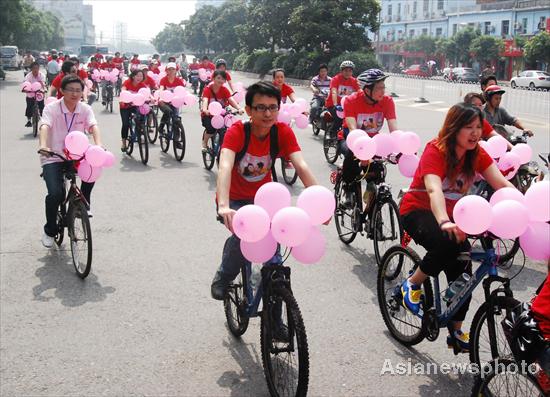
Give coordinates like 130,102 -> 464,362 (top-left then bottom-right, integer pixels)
0,46 -> 22,70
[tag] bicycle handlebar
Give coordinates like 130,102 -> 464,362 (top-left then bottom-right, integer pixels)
37,149 -> 83,162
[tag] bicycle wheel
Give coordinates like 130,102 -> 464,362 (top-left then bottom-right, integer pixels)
495,238 -> 520,267
125,131 -> 134,156
260,286 -> 309,397
471,359 -> 545,397
137,120 -> 149,165
377,246 -> 433,346
469,295 -> 521,368
334,178 -> 359,244
159,124 -> 170,153
224,265 -> 250,337
109,97 -> 113,113
68,201 -> 92,279
172,119 -> 186,161
311,119 -> 320,136
32,106 -> 39,138
147,111 -> 158,144
281,159 -> 298,185
372,198 -> 404,266
54,206 -> 65,246
323,130 -> 339,164
202,132 -> 216,170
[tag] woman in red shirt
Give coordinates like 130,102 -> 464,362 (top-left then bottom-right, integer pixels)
119,69 -> 147,152
400,103 -> 515,352
157,62 -> 186,133
272,68 -> 295,104
201,70 -> 243,152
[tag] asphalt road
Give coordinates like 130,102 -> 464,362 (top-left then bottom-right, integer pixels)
1,69 -> 549,396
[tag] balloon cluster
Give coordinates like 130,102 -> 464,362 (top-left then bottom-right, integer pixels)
479,136 -> 532,180
64,131 -> 115,183
91,68 -> 120,84
231,82 -> 246,104
207,102 -> 236,129
21,82 -> 44,101
346,129 -> 422,177
452,182 -> 550,260
146,69 -> 165,86
232,183 -> 335,265
198,68 -> 212,82
277,98 -> 309,129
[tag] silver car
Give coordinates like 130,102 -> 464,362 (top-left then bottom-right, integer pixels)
510,70 -> 550,90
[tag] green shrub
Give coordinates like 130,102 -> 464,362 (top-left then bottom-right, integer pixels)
232,52 -> 249,71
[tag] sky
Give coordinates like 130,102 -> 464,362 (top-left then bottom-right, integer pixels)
83,0 -> 198,42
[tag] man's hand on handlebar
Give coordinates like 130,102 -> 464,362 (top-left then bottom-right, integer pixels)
441,222 -> 466,243
38,147 -> 52,157
523,129 -> 534,137
218,206 -> 236,233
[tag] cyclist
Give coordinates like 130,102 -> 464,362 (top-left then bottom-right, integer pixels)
22,51 -> 35,76
141,65 -> 158,91
87,56 -> 101,73
200,70 -> 243,152
23,61 -> 45,127
149,60 -> 161,75
119,69 -> 148,152
158,62 -> 186,135
93,51 -> 104,62
198,56 -> 216,97
46,54 -> 61,87
480,74 -> 497,93
112,52 -> 124,72
483,85 -> 533,136
309,63 -> 332,124
215,59 -> 234,93
179,53 -> 189,80
399,103 -> 515,353
49,61 -> 89,101
151,54 -> 161,66
272,68 -> 295,104
38,74 -> 104,248
326,60 -> 360,140
99,56 -> 117,105
210,81 -> 319,306
130,54 -> 141,72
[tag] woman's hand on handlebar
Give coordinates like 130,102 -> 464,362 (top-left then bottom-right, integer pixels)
218,206 -> 236,233
441,222 -> 466,243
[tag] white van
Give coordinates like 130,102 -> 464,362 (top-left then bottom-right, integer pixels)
0,46 -> 22,70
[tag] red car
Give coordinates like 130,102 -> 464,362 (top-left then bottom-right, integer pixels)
404,64 -> 430,77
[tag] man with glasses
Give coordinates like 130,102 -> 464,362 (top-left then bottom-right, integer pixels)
210,81 -> 319,301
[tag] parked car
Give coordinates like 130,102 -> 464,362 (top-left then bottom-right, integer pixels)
403,64 -> 430,77
510,70 -> 550,90
450,67 -> 478,83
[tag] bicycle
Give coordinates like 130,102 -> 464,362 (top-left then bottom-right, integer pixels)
38,150 -> 93,279
25,88 -> 44,138
158,104 -> 186,162
115,76 -> 122,97
311,105 -> 332,137
221,229 -> 309,397
332,156 -> 403,265
377,235 -> 520,369
103,81 -> 114,113
146,103 -> 159,144
202,110 -> 238,170
271,158 -> 298,186
124,108 -> 149,165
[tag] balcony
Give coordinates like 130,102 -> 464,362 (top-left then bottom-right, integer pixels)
516,0 -> 550,9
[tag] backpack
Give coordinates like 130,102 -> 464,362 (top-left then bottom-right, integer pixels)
235,121 -> 279,174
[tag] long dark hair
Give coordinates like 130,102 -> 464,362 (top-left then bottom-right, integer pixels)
436,102 -> 484,189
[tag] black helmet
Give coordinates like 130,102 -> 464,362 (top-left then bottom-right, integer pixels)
357,69 -> 388,88
216,58 -> 227,67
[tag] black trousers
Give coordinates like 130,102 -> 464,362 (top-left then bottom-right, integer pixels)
402,209 -> 472,322
25,97 -> 44,118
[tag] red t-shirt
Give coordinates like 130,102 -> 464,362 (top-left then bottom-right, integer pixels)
202,83 -> 232,113
94,53 -> 104,60
87,61 -> 100,71
482,119 -> 493,139
159,76 -> 186,89
400,139 -> 494,216
145,75 -> 157,90
343,92 -> 396,136
51,70 -> 88,98
225,71 -> 232,81
150,65 -> 161,74
100,62 -> 116,70
201,62 -> 216,71
325,73 -> 360,108
130,58 -> 140,65
274,83 -> 294,104
189,63 -> 200,71
77,69 -> 88,80
532,274 -> 550,339
112,57 -> 124,70
222,120 -> 301,200
120,79 -> 148,109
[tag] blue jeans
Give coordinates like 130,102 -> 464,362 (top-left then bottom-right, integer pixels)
42,162 -> 94,237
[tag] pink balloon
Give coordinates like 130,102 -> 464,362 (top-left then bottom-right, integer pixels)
171,95 -> 186,108
486,135 -> 508,159
294,114 -> 309,129
45,97 -> 56,105
240,232 -> 278,263
138,104 -> 150,115
489,200 -> 530,239
132,93 -> 146,106
64,131 -> 89,155
208,101 -> 223,116
232,205 -> 270,243
147,71 -> 155,78
346,129 -> 366,149
21,81 -> 31,91
119,90 -> 133,103
489,187 -> 525,206
478,140 -> 490,153
160,90 -> 174,103
31,82 -> 42,91
296,185 -> 336,225
271,207 -> 312,247
35,92 -> 44,101
497,152 -> 521,180
77,160 -> 102,183
520,222 -> 550,260
524,181 -> 550,222
397,131 -> 421,155
295,98 -> 308,113
291,226 -> 326,265
398,154 -> 420,178
224,114 -> 235,128
510,143 -> 532,165
174,86 -> 186,96
233,91 -> 244,103
254,182 -> 291,219
138,87 -> 151,97
85,145 -> 106,168
373,133 -> 396,158
452,195 -> 493,235
100,70 -> 109,78
277,111 -> 291,124
288,103 -> 302,118
102,151 -> 115,167
183,94 -> 197,106
390,130 -> 404,148
352,136 -> 377,161
211,115 -> 225,129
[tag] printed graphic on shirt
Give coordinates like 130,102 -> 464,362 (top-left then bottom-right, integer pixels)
441,174 -> 470,201
357,112 -> 384,135
238,153 -> 272,183
337,85 -> 354,97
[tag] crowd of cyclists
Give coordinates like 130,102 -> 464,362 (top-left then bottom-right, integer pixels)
16,47 -> 549,396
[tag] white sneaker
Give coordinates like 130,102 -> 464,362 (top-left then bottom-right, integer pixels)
41,232 -> 54,248
87,208 -> 93,218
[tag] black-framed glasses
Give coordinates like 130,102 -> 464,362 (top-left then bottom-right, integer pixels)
251,104 -> 280,112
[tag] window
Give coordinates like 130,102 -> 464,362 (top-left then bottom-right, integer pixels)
404,4 -> 409,15
436,27 -> 442,37
502,20 -> 510,35
409,29 -> 415,37
413,1 -> 417,14
388,4 -> 392,15
422,28 -> 428,35
525,71 -> 533,77
484,21 -> 491,34
397,3 -> 401,16
437,0 -> 444,10
423,0 -> 429,12
452,24 -> 457,35
522,18 -> 528,34
538,16 -> 546,30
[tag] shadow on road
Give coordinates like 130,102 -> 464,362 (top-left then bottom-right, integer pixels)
216,336 -> 268,397
32,248 -> 115,307
158,151 -> 198,169
19,132 -> 36,140
119,156 -> 154,172
202,170 -> 217,192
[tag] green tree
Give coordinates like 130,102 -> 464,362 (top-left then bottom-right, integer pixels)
470,35 -> 504,66
403,35 -> 436,57
289,0 -> 380,55
182,5 -> 221,53
524,31 -> 550,68
209,0 -> 247,53
451,27 -> 481,65
152,22 -> 185,53
435,37 -> 458,65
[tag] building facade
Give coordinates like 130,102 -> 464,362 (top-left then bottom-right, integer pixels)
30,0 -> 95,53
